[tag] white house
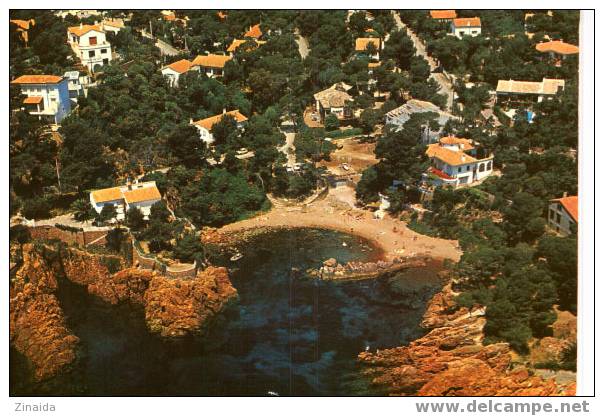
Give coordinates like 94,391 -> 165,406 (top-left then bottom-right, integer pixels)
495,78 -> 565,108
548,195 -> 578,236
63,71 -> 90,103
423,136 -> 493,188
313,83 -> 354,123
355,37 -> 382,61
451,17 -> 481,38
191,54 -> 232,78
161,59 -> 193,87
89,180 -> 162,221
11,75 -> 72,124
101,18 -> 125,34
67,23 -> 113,73
191,110 -> 248,145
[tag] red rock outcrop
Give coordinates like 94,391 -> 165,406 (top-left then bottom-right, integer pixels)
144,266 -> 238,338
10,245 -> 80,381
358,283 -> 576,396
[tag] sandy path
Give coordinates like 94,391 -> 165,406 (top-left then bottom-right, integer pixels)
219,188 -> 461,262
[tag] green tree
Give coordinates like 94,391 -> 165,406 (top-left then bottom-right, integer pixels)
173,232 -> 204,263
71,198 -> 95,223
324,113 -> 340,132
126,206 -> 146,231
99,204 -> 118,223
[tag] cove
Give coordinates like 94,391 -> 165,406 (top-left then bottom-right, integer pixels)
10,228 -> 443,396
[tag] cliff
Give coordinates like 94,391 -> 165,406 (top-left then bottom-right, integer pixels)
10,243 -> 238,382
144,267 -> 238,338
10,245 -> 79,381
358,283 -> 576,396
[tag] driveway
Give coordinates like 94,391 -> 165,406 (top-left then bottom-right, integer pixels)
391,11 -> 454,110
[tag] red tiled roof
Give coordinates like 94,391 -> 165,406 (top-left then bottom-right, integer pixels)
164,59 -> 193,74
68,24 -> 103,37
552,196 -> 578,223
244,24 -> 262,38
192,54 -> 231,68
453,17 -> 481,28
123,186 -> 162,204
11,75 -> 63,84
193,110 -> 248,131
430,10 -> 457,19
536,40 -> 579,55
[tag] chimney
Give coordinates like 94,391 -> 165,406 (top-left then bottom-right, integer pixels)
461,155 -> 466,162
80,23 -> 83,29
189,118 -> 193,124
563,191 -> 568,198
126,177 -> 132,190
223,108 -> 227,114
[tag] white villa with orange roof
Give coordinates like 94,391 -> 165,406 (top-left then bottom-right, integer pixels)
191,54 -> 232,78
161,59 -> 193,87
451,17 -> 481,38
191,110 -> 248,145
67,23 -> 113,72
89,180 -> 162,221
548,195 -> 578,236
11,75 -> 72,124
423,137 -> 493,188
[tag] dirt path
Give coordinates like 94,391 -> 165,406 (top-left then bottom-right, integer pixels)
218,187 -> 461,262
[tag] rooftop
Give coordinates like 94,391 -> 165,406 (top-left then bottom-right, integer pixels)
11,74 -> 63,84
430,10 -> 457,20
10,19 -> 34,30
123,186 -> 162,204
244,24 -> 262,38
227,39 -> 266,53
552,195 -> 578,222
355,37 -> 381,52
23,96 -> 43,104
90,187 -> 123,203
68,24 -> 103,37
193,110 -> 248,131
452,17 -> 481,28
192,54 -> 232,68
314,83 -> 354,109
496,78 -> 565,95
164,59 -> 193,74
426,143 -> 478,166
536,40 -> 579,55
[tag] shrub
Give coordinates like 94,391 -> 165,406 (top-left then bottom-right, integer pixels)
21,196 -> 52,219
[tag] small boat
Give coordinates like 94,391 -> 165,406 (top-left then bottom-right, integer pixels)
342,242 -> 348,247
267,391 -> 279,396
230,252 -> 244,262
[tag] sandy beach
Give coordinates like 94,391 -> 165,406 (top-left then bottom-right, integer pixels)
219,187 -> 461,262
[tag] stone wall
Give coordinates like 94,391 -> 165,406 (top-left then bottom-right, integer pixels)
28,225 -> 107,247
131,241 -> 197,279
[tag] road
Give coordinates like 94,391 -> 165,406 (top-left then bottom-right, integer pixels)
391,11 -> 455,110
294,29 -> 310,59
140,29 -> 181,57
278,131 -> 297,167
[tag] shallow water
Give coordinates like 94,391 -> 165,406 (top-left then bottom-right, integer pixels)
11,228 -> 442,396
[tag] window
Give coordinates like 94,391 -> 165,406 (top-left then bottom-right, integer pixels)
89,50 -> 96,58
89,36 -> 97,45
556,213 -> 561,224
101,48 -> 108,54
466,166 -> 470,171
486,161 -> 492,170
479,163 -> 485,172
549,209 -> 555,220
458,167 -> 462,173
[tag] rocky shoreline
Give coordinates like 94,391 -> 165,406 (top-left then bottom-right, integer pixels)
10,243 -> 238,381
310,256 -> 430,281
357,283 -> 576,396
